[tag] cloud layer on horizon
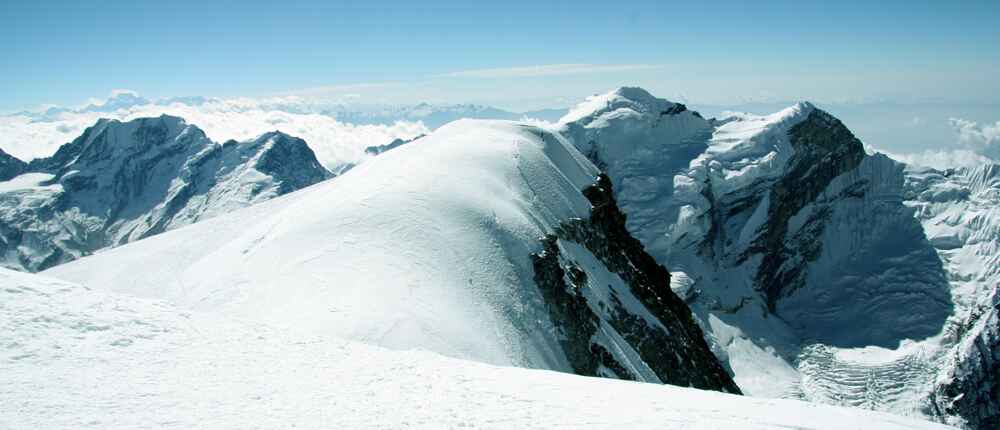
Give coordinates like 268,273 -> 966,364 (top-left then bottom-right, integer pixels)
0,92 -> 429,171
4,89 -> 1000,173
888,118 -> 1000,169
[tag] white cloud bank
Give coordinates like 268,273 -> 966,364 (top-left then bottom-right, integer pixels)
880,148 -> 993,170
949,118 -> 1000,159
876,117 -> 1000,169
0,92 -> 429,171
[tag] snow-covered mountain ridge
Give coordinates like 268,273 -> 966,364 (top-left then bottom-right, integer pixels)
556,87 -> 999,429
45,119 -> 740,393
0,115 -> 331,271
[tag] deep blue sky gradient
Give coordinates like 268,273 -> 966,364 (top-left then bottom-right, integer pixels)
2,0 -> 998,110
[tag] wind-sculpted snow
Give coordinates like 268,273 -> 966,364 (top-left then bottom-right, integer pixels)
1,269 -> 953,430
557,87 -> 996,428
0,115 -> 331,271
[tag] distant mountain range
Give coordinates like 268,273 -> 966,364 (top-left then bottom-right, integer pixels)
9,91 -> 569,129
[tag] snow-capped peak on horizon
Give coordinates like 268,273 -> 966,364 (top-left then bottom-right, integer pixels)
81,90 -> 151,113
716,100 -> 817,125
558,86 -> 694,125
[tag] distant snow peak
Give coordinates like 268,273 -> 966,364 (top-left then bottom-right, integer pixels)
559,86 -> 699,126
0,115 -> 331,271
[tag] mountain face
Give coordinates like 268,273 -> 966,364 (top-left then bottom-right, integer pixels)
557,88 -> 998,429
0,115 -> 331,271
46,119 -> 739,394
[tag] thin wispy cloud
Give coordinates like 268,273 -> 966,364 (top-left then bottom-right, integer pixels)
276,82 -> 407,98
433,64 -> 663,79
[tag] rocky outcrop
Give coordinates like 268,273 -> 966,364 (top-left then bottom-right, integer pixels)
0,148 -> 27,181
364,135 -> 424,156
0,115 -> 332,271
531,173 -> 740,393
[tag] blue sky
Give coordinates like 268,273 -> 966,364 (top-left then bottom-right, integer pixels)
2,0 -> 999,111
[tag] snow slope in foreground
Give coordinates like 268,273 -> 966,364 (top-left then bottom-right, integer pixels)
0,268 -> 954,429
